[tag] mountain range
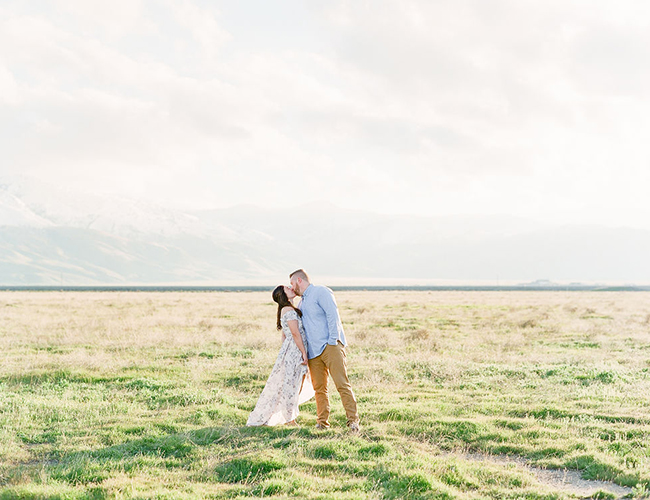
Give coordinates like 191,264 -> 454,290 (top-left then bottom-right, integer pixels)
1,175 -> 648,285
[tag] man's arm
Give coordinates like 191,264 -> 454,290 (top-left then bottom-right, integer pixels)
317,287 -> 343,345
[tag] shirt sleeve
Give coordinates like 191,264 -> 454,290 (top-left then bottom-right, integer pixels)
317,287 -> 342,345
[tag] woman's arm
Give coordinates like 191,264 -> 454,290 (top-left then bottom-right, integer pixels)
284,310 -> 308,365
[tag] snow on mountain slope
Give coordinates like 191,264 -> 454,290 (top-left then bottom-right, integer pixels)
0,186 -> 54,227
0,175 -> 239,240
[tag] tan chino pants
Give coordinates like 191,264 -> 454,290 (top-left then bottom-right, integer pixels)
308,342 -> 359,427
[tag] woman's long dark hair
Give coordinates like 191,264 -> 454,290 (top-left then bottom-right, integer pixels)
272,285 -> 302,330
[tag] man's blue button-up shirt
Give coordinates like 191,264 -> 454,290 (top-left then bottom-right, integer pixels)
299,284 -> 347,359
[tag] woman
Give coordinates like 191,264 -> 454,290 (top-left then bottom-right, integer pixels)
246,285 -> 315,426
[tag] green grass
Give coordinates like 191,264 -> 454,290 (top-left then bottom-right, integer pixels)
0,290 -> 649,499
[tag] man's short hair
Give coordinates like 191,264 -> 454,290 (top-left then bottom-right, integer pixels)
290,269 -> 310,282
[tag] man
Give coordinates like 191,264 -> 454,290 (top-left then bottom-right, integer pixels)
290,269 -> 360,432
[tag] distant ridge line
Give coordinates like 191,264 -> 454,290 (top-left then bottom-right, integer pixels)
0,286 -> 648,292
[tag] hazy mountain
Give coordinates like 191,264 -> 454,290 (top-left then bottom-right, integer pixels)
194,206 -> 650,284
0,175 -> 288,284
0,176 -> 648,285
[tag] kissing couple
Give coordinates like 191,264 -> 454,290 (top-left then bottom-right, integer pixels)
246,269 -> 360,432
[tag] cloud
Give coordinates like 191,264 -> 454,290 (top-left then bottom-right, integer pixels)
167,0 -> 232,60
0,0 -> 648,228
0,64 -> 20,105
52,0 -> 144,38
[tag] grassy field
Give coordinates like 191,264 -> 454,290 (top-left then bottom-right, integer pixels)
0,290 -> 649,499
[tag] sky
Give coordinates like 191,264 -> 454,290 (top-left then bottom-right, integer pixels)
1,0 -> 649,229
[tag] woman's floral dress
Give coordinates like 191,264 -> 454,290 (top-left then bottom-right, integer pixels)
247,310 -> 315,426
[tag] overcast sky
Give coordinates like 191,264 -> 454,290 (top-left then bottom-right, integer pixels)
1,0 -> 649,229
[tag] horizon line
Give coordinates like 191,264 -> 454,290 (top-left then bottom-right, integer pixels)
1,285 -> 649,292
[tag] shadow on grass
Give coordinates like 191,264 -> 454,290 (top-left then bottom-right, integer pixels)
366,466 -> 451,500
0,370 -> 125,387
508,407 -> 649,425
3,425 -> 317,488
2,425 -> 416,499
398,418 -> 647,491
4,421 -> 648,499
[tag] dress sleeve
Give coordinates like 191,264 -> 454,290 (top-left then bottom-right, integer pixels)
282,309 -> 299,322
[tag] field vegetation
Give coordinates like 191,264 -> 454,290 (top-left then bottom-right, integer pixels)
0,291 -> 649,499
